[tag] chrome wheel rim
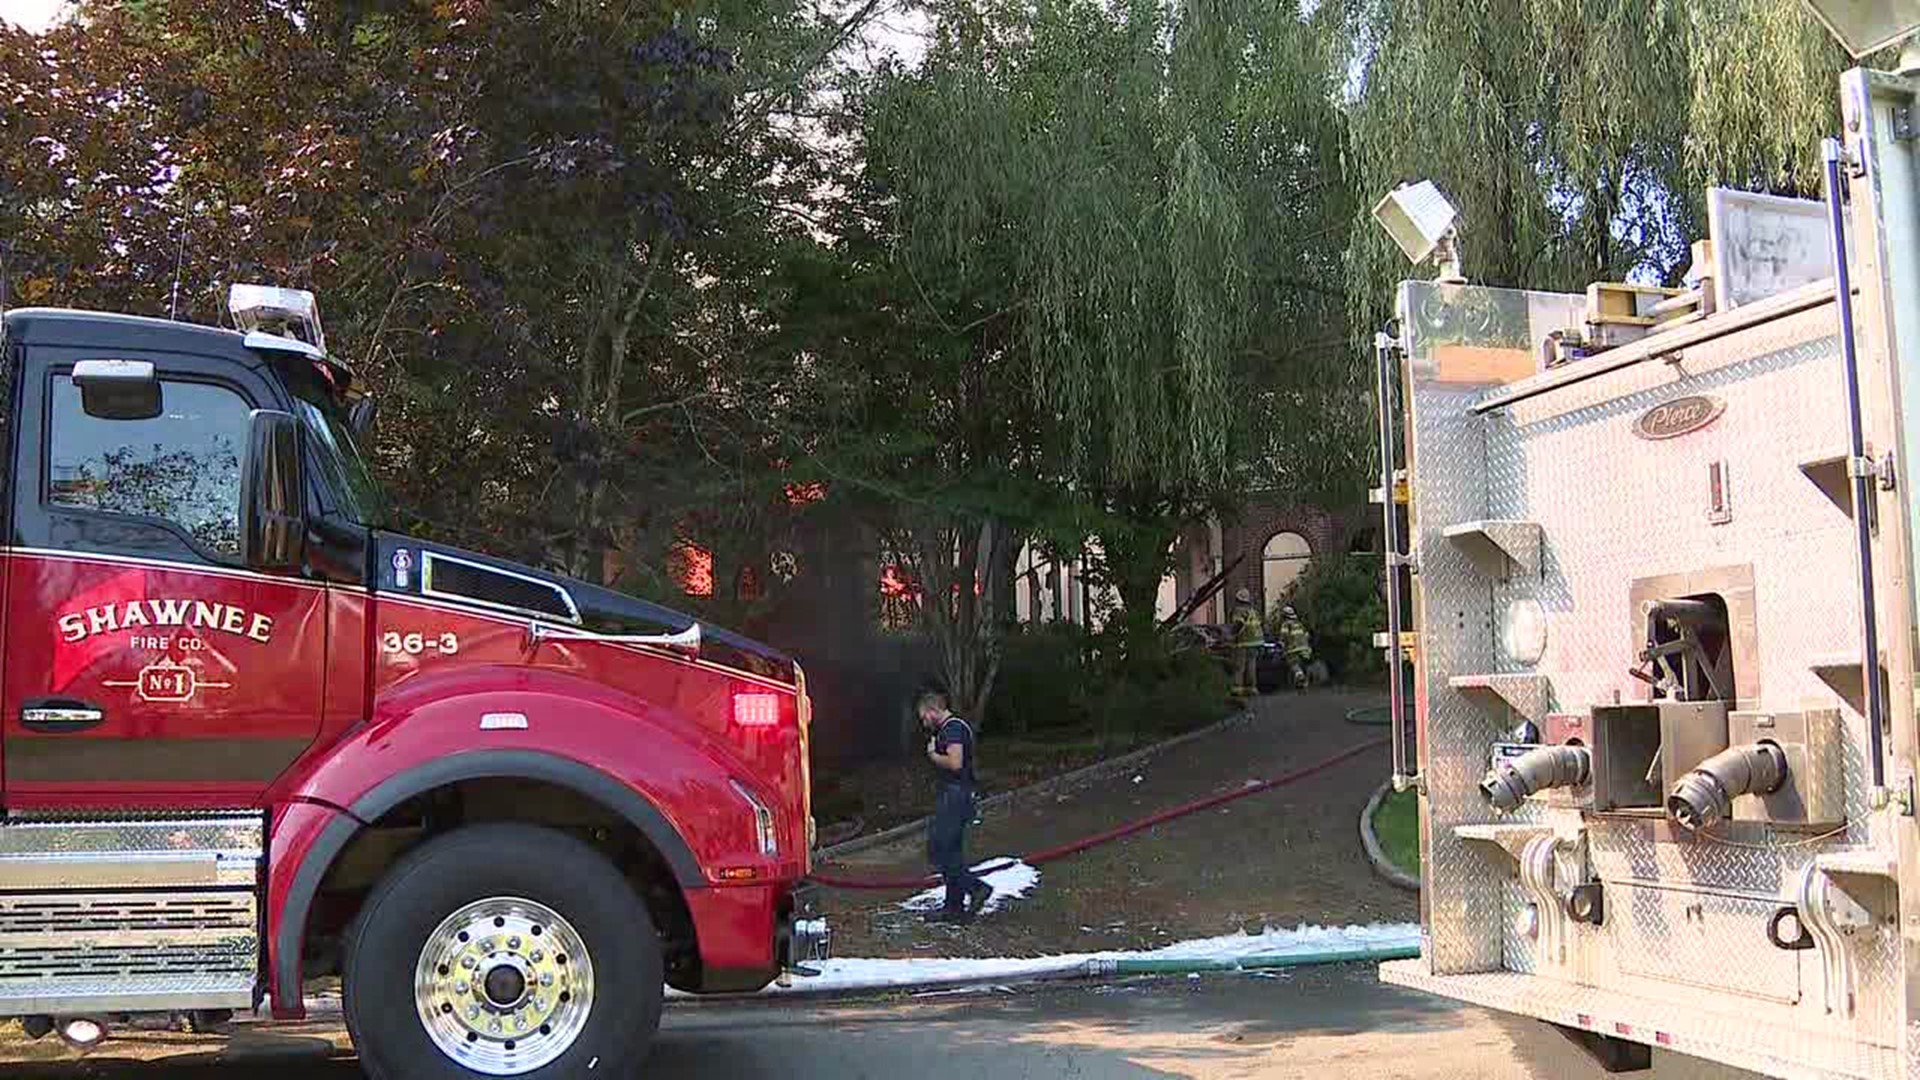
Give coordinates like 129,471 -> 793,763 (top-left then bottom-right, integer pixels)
413,896 -> 594,1075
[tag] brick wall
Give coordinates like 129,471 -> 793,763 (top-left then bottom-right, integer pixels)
1220,499 -> 1376,615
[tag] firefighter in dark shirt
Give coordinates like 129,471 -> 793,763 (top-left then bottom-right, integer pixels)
919,690 -> 993,923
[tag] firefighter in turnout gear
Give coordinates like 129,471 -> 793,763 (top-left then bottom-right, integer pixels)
1277,605 -> 1312,689
1229,588 -> 1264,696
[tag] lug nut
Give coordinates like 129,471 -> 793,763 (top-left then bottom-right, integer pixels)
540,973 -> 553,987
530,950 -> 544,963
490,1021 -> 502,1034
455,981 -> 470,994
508,936 -> 522,949
462,957 -> 477,970
467,1005 -> 481,1020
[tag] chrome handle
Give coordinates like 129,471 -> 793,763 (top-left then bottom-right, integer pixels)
526,621 -> 702,651
1375,328 -> 1416,789
21,704 -> 105,733
1822,137 -> 1887,796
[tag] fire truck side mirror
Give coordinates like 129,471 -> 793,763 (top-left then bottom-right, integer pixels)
240,409 -> 306,572
72,359 -> 161,421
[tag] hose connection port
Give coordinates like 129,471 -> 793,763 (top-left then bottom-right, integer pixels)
1481,745 -> 1591,812
1666,742 -> 1788,832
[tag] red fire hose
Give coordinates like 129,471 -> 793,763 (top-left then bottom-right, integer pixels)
806,737 -> 1388,891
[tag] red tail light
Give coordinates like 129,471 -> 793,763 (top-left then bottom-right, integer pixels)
733,691 -> 783,728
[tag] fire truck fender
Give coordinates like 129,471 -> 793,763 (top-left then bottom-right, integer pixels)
272,748 -> 706,1012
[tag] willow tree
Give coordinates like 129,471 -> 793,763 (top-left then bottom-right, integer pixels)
862,0 -> 1358,665
1683,0 -> 1864,190
1340,0 -> 1860,336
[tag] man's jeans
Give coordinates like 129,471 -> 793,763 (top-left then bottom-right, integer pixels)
927,784 -> 985,912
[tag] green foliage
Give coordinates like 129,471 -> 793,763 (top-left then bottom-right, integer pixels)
1089,643 -> 1236,747
1339,0 -> 1861,356
1683,0 -> 1864,193
1,0 -> 1887,743
987,618 -> 1231,746
1278,553 -> 1385,681
861,0 -> 1364,670
988,621 -> 1096,736
1342,0 -> 1692,310
3,0 -> 872,618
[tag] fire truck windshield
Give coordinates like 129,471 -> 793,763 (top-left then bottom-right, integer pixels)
283,362 -> 384,527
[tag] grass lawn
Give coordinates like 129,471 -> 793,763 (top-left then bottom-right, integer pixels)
1371,786 -> 1420,876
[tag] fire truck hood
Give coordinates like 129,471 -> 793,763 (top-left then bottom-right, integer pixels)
374,533 -> 796,685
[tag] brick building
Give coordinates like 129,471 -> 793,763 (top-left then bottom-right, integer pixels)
1166,497 -> 1374,626
1006,494 -> 1374,630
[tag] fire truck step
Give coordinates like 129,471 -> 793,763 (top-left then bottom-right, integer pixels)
1380,960 -> 1900,1079
0,813 -> 263,1016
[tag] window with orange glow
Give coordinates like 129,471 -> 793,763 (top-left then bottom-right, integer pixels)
668,540 -> 714,597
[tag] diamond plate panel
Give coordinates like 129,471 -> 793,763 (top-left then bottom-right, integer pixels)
1502,877 -> 1539,974
0,972 -> 255,1014
1400,281 -> 1588,976
1860,917 -> 1903,1040
1382,961 -> 1901,1080
1611,882 -> 1803,1003
1588,819 -> 1814,896
1400,283 -> 1907,1062
0,815 -> 263,857
0,815 -> 264,1015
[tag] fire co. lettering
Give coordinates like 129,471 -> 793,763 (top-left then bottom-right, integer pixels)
57,600 -> 274,645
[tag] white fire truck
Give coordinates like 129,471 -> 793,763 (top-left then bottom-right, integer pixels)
1373,5 -> 1920,1077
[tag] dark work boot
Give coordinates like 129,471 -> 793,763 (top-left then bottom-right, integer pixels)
966,880 -> 994,916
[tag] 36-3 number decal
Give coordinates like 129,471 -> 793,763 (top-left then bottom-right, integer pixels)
382,630 -> 460,656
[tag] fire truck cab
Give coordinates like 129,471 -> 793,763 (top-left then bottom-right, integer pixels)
0,287 -> 824,1079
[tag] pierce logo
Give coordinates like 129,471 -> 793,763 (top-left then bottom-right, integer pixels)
1634,395 -> 1725,440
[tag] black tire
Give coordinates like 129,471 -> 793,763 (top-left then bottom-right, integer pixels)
343,823 -> 663,1080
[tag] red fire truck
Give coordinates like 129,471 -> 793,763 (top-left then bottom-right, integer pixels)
0,285 -> 826,1078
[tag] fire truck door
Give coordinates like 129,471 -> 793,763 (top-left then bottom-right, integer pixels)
1,347 -> 326,807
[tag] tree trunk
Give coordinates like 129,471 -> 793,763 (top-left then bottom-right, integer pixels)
1101,517 -> 1178,674
902,516 -> 1009,729
571,234 -> 671,585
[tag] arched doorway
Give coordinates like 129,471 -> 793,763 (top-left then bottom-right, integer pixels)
1263,531 -> 1312,610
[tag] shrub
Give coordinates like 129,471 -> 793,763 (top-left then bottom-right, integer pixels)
989,619 -> 1231,747
1088,642 -> 1233,747
988,620 -> 1096,735
1279,553 -> 1385,682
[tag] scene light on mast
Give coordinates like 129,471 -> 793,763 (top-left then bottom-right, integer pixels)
1370,181 -> 1465,283
1799,0 -> 1920,63
228,283 -> 327,356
